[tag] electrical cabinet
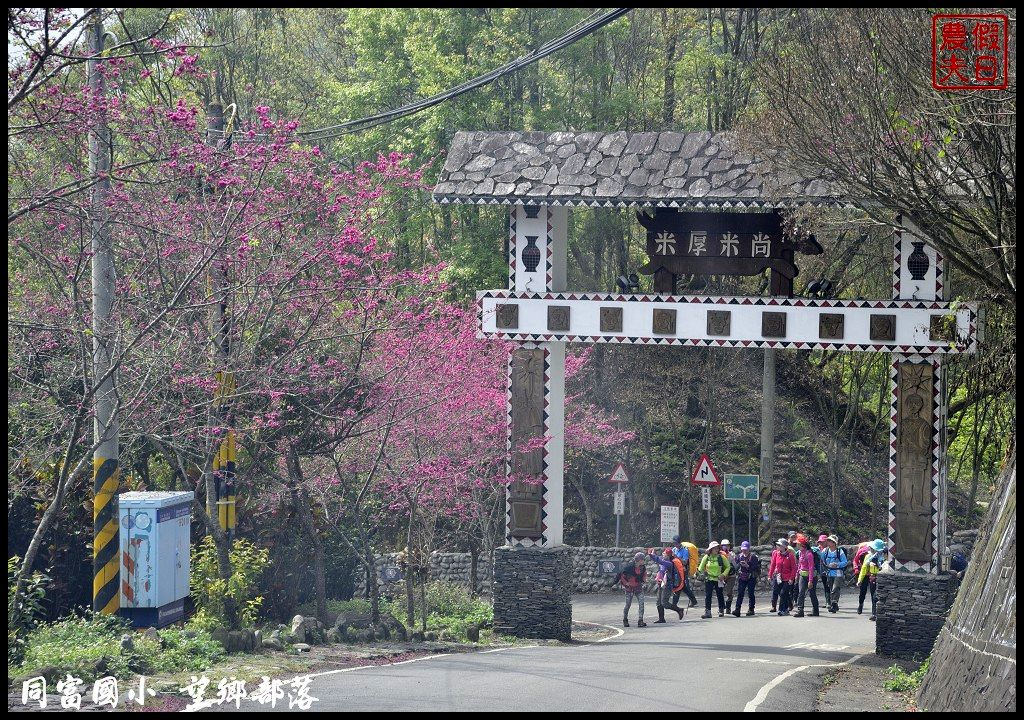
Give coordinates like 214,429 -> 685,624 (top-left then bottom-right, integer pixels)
118,491 -> 193,627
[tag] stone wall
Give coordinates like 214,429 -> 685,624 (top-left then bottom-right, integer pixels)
875,570 -> 957,659
492,546 -> 572,641
353,532 -> 978,598
917,455 -> 1015,712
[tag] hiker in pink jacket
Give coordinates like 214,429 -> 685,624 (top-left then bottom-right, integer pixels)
768,538 -> 798,615
794,534 -> 820,617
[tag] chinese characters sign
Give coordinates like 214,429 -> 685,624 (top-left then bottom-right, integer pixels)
636,210 -> 821,295
932,14 -> 1009,91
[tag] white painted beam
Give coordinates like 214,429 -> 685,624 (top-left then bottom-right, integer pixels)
478,291 -> 979,355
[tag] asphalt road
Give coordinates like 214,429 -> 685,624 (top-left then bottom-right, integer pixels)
252,592 -> 875,712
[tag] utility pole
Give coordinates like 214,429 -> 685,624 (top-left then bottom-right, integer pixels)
89,8 -> 120,615
206,102 -> 237,540
759,349 -> 776,544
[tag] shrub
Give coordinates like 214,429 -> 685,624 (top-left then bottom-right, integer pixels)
15,612 -> 160,682
8,555 -> 52,664
423,582 -> 492,641
150,628 -> 225,673
189,536 -> 269,631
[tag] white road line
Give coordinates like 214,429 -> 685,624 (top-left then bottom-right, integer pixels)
301,621 -> 622,680
743,653 -> 865,713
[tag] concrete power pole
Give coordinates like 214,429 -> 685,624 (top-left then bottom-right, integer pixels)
89,9 -> 121,615
759,349 -> 775,545
206,102 -> 237,539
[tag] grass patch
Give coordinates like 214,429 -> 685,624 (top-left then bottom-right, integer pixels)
11,612 -> 226,685
883,657 -> 930,692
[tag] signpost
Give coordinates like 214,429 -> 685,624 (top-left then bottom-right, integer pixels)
660,505 -> 679,544
701,486 -> 711,511
690,454 -> 721,545
724,474 -> 760,543
609,463 -> 629,547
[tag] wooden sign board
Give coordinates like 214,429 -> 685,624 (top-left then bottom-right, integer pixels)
636,210 -> 821,286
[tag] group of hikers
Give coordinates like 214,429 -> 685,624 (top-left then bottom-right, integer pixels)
617,532 -> 892,627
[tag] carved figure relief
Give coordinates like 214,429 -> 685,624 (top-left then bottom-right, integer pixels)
496,304 -> 519,329
819,313 -> 845,340
509,347 -> 546,537
547,305 -> 570,332
870,314 -> 896,342
600,306 -> 623,333
761,312 -> 787,338
707,310 -> 731,336
652,308 -> 677,335
894,362 -> 935,563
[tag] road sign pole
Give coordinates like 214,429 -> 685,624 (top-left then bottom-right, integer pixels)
748,503 -> 752,544
706,507 -> 712,547
732,500 -> 736,545
615,514 -> 620,548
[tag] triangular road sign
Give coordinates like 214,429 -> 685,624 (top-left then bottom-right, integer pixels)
690,454 -> 722,486
608,462 -> 630,484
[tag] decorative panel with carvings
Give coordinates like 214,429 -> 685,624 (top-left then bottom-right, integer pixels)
894,362 -> 935,564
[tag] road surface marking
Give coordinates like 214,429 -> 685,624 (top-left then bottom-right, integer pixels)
718,657 -> 793,665
301,622 -> 623,680
743,653 -> 865,712
784,641 -> 850,651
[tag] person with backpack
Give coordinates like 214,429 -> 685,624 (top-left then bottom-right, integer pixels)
821,535 -> 849,613
852,541 -> 873,613
856,539 -> 887,620
617,552 -> 648,627
720,539 -> 737,614
649,547 -> 686,623
769,538 -> 797,614
731,541 -> 762,616
793,534 -> 820,617
698,541 -> 732,619
673,535 -> 700,608
815,534 -> 832,608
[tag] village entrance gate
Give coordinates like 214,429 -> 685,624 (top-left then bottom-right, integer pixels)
432,131 -> 980,651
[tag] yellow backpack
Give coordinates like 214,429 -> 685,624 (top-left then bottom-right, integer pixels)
682,542 -> 699,577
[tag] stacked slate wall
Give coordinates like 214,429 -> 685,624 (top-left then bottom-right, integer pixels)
492,546 -> 572,641
917,456 -> 1015,712
352,533 -> 978,598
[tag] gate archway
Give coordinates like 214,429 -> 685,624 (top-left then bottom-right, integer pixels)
432,130 -> 981,647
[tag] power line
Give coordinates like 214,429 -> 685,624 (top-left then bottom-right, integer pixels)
215,8 -> 632,146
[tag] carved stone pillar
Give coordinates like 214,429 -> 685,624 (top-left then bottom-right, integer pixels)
496,204 -> 570,640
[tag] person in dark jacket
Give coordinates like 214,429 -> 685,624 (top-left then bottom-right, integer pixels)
731,541 -> 762,616
617,552 -> 648,627
649,548 -> 686,623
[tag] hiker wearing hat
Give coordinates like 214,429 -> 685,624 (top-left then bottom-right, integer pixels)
815,534 -> 832,608
793,534 -> 820,617
720,539 -> 737,613
616,552 -> 649,627
731,541 -> 762,616
768,538 -> 798,614
672,535 -> 700,608
697,541 -> 732,619
856,539 -> 887,620
649,548 -> 686,623
821,535 -> 849,613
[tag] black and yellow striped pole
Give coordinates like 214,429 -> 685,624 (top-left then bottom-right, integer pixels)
212,371 -> 237,538
89,11 -> 121,615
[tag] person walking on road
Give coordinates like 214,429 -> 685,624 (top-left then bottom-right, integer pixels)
794,534 -> 819,617
673,535 -> 700,608
856,539 -> 887,620
821,535 -> 849,613
698,541 -> 732,619
852,541 -> 873,613
731,541 -> 762,616
649,548 -> 685,623
815,534 -> 832,608
769,538 -> 797,615
720,539 -> 737,614
617,552 -> 648,627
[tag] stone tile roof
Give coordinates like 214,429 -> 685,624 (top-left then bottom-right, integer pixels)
432,130 -> 848,208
